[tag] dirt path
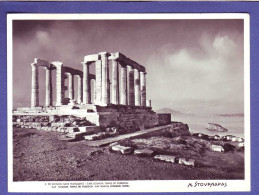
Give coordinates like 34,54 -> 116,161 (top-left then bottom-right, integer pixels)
13,128 -> 244,181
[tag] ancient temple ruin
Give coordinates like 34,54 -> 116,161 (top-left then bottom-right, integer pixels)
14,52 -> 171,130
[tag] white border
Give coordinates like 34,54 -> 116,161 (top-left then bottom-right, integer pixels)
7,13 -> 251,192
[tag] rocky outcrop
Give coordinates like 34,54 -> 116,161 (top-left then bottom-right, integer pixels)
206,123 -> 228,132
168,122 -> 191,137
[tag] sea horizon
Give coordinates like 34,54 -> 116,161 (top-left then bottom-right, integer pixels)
171,113 -> 244,138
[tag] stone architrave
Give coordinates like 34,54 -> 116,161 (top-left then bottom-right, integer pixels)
120,63 -> 127,105
111,59 -> 119,104
31,63 -> 39,107
134,68 -> 140,106
44,67 -> 52,106
100,52 -> 110,104
95,60 -> 102,104
140,71 -> 146,106
67,72 -> 74,100
82,62 -> 91,104
77,75 -> 82,104
127,65 -> 135,106
53,62 -> 64,106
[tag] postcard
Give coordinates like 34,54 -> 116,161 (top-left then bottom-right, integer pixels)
7,13 -> 250,192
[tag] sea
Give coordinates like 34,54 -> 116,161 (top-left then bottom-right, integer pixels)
172,114 -> 244,138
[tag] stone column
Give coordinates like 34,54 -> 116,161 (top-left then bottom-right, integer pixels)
120,63 -> 127,105
45,67 -> 52,107
127,65 -> 135,106
100,52 -> 110,104
77,75 -> 82,104
31,63 -> 39,107
134,69 -> 140,106
111,59 -> 119,104
140,71 -> 146,107
67,72 -> 74,100
93,79 -> 96,104
146,100 -> 151,107
82,62 -> 91,104
54,62 -> 64,106
95,60 -> 102,104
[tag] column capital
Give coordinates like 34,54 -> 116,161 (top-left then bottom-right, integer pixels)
65,72 -> 72,76
51,61 -> 63,68
31,63 -> 37,69
43,66 -> 50,70
126,65 -> 133,70
99,51 -> 110,57
81,61 -> 91,65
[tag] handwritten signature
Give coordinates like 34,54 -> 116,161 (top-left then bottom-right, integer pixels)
187,181 -> 227,188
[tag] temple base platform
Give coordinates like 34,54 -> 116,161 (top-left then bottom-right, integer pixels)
13,104 -> 171,130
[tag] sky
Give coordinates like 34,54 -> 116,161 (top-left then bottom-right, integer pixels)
12,19 -> 244,115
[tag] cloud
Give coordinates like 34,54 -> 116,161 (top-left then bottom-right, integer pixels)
147,33 -> 244,114
36,31 -> 51,47
213,35 -> 236,57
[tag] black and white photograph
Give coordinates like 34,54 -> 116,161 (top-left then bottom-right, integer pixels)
8,14 -> 250,192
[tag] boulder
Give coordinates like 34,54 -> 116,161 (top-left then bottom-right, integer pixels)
134,149 -> 154,156
231,137 -> 244,142
178,158 -> 195,166
211,144 -> 224,152
84,134 -> 99,141
238,142 -> 245,148
84,132 -> 107,141
58,133 -> 76,141
78,126 -> 100,133
111,145 -> 132,154
67,127 -> 79,134
222,135 -> 235,141
109,142 -> 119,147
154,155 -> 176,163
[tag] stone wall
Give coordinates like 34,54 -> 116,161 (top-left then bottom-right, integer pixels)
95,105 -> 159,130
13,105 -> 163,132
157,113 -> 171,125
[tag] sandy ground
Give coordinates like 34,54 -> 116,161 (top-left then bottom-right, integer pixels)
13,127 -> 244,181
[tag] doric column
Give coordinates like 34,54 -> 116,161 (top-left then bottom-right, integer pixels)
95,60 -> 102,105
54,62 -> 64,106
127,65 -> 135,106
120,63 -> 127,105
134,69 -> 140,106
82,62 -> 91,104
31,63 -> 39,107
67,72 -> 74,100
93,79 -> 96,104
111,59 -> 119,104
100,52 -> 110,104
140,71 -> 146,106
44,67 -> 52,107
77,75 -> 82,104
146,100 -> 151,107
